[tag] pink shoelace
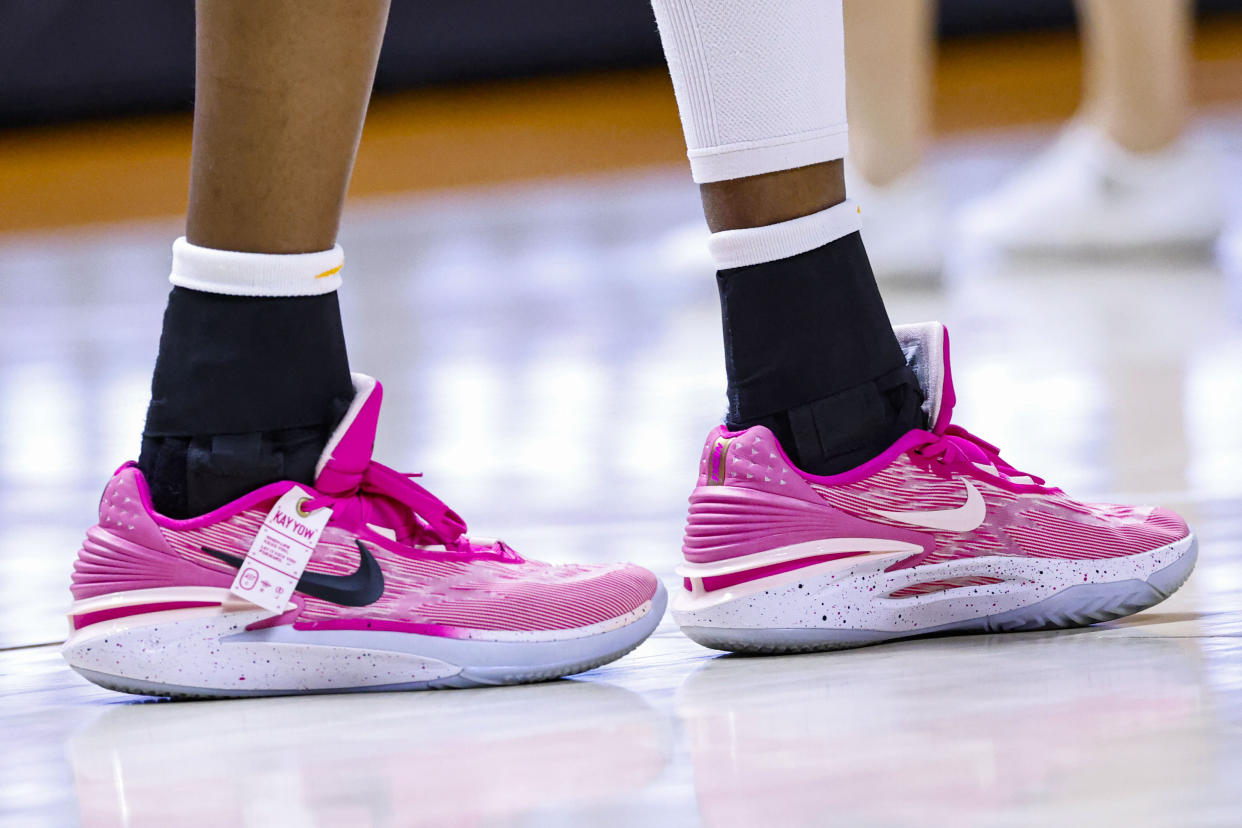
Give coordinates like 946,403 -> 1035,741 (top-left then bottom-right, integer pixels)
301,460 -> 520,559
908,424 -> 1049,488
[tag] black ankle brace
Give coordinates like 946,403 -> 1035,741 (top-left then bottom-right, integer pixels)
717,231 -> 924,475
139,287 -> 354,517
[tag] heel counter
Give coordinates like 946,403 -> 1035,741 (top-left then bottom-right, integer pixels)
683,486 -> 825,564
95,465 -> 168,549
700,426 -> 823,502
696,426 -> 729,486
684,426 -> 826,565
682,439 -> 929,566
72,467 -> 184,600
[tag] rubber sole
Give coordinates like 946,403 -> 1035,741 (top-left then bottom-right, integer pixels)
64,584 -> 667,699
677,535 -> 1196,655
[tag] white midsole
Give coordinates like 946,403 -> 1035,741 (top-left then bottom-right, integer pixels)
62,587 -> 659,692
63,600 -> 458,691
671,535 -> 1195,633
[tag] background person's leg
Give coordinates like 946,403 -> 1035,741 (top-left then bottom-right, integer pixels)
651,0 -> 923,475
841,0 -> 944,280
140,0 -> 391,518
844,0 -> 936,188
1078,0 -> 1191,153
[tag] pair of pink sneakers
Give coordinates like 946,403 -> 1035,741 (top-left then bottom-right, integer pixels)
63,322 -> 1196,697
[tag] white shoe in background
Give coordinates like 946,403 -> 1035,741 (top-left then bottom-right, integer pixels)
958,123 -> 1225,254
848,164 -> 946,282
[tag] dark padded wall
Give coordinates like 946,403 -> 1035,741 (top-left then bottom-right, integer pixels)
1,0 -> 1238,128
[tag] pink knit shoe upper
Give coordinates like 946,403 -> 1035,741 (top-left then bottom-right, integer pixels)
73,374 -> 658,636
683,323 -> 1190,574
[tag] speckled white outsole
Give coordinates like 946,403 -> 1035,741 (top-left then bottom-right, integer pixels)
62,584 -> 667,699
674,535 -> 1196,654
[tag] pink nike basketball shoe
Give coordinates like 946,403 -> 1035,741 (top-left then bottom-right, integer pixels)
673,322 -> 1196,653
63,375 -> 665,697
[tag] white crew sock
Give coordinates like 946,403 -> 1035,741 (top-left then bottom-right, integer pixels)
707,199 -> 862,270
651,0 -> 848,183
169,237 -> 344,297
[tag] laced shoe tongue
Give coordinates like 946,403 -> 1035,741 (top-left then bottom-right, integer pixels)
895,324 -> 1045,486
314,373 -> 382,496
894,321 -> 957,433
309,375 -> 472,546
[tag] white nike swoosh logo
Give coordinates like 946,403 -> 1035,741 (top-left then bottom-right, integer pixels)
873,480 -> 985,532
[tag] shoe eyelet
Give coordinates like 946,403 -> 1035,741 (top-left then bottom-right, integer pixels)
295,497 -> 316,518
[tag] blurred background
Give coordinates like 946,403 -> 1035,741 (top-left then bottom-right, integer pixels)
0,0 -> 1239,231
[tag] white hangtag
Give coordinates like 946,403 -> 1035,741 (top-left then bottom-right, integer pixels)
229,486 -> 331,613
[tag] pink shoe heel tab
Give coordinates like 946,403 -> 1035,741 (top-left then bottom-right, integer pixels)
934,325 -> 956,433
697,426 -> 725,484
698,423 -> 745,485
109,463 -> 296,530
895,321 -> 954,433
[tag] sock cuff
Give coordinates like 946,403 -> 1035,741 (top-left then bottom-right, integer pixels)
708,200 -> 862,270
169,237 -> 344,297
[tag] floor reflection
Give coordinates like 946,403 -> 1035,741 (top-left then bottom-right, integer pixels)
70,680 -> 671,828
677,634 -> 1237,827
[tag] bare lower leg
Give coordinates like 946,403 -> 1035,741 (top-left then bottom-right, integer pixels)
700,160 -> 846,233
843,0 -> 935,186
187,0 -> 391,253
1077,0 -> 1191,153
142,0 -> 387,516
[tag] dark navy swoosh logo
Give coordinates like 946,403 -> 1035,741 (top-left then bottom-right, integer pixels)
202,540 -> 385,607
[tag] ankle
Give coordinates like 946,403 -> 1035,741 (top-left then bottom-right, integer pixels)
699,160 -> 846,233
